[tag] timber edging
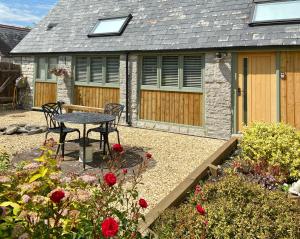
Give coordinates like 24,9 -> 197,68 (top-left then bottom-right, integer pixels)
139,137 -> 239,233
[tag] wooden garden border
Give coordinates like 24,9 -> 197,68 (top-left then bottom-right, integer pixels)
139,137 -> 239,232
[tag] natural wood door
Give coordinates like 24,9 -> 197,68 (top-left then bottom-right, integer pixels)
34,82 -> 57,107
281,52 -> 300,130
237,53 -> 277,131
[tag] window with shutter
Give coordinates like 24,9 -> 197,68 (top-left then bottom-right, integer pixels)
91,57 -> 103,83
47,57 -> 58,80
106,56 -> 120,84
76,57 -> 88,82
183,56 -> 203,88
161,56 -> 179,87
142,56 -> 158,86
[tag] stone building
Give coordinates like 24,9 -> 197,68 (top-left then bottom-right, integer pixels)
11,0 -> 300,139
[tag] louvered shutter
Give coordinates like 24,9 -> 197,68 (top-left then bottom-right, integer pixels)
142,56 -> 158,86
47,57 -> 58,80
162,56 -> 179,87
91,57 -> 103,83
106,56 -> 120,84
75,57 -> 88,82
183,56 -> 203,88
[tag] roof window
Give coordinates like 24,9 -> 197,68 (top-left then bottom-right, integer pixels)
250,0 -> 300,26
88,14 -> 132,37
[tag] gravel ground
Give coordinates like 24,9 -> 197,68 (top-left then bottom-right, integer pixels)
0,110 -> 224,211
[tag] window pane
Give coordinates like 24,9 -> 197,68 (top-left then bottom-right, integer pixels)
37,57 -> 46,80
183,56 -> 203,88
106,56 -> 119,84
162,56 -> 178,87
75,57 -> 88,82
253,1 -> 300,22
47,57 -> 58,80
91,57 -> 103,83
142,56 -> 158,86
92,18 -> 127,34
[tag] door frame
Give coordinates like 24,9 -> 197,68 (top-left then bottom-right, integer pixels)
232,51 -> 281,133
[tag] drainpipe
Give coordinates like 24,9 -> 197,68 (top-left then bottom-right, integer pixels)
125,52 -> 131,126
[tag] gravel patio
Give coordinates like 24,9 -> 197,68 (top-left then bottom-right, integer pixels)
0,110 -> 224,211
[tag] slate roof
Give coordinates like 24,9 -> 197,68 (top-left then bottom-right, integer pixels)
11,0 -> 300,54
0,24 -> 30,56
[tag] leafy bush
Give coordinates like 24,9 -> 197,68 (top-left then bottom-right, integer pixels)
0,140 -> 152,239
0,149 -> 9,172
240,122 -> 300,180
152,175 -> 300,239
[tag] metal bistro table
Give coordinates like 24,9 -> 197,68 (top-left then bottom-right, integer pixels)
54,112 -> 116,170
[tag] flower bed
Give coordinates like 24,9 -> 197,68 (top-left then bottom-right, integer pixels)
0,139 -> 153,238
151,122 -> 300,238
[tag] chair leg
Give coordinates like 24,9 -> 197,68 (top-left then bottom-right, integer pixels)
116,129 -> 120,145
77,129 -> 81,140
100,133 -> 103,150
45,131 -> 49,141
61,133 -> 67,159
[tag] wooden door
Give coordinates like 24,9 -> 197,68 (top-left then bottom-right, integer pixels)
34,82 -> 57,107
237,53 -> 277,131
281,52 -> 300,130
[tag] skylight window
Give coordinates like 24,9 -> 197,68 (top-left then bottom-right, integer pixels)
250,0 -> 300,26
88,14 -> 132,37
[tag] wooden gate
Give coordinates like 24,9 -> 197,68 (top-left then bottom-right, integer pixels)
237,53 -> 277,131
280,52 -> 300,130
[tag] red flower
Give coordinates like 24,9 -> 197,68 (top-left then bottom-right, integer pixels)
101,217 -> 119,238
139,198 -> 148,209
122,169 -> 128,174
104,172 -> 117,187
196,204 -> 206,215
203,220 -> 208,226
50,190 -> 65,204
112,144 -> 123,153
145,152 -> 152,159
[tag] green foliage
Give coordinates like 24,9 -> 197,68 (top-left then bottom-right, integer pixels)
0,149 -> 9,172
240,122 -> 300,180
0,142 -> 151,239
152,175 -> 300,239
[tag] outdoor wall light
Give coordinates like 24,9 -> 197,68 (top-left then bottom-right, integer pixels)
215,52 -> 228,62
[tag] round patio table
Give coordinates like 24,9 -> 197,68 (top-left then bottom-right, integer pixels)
54,112 -> 115,170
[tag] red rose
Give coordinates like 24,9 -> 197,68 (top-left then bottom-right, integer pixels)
139,198 -> 148,209
145,153 -> 152,159
50,190 -> 65,204
112,144 -> 123,153
104,172 -> 117,186
122,169 -> 128,174
101,217 -> 119,238
196,204 -> 206,215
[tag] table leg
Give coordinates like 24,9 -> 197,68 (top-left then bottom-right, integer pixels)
103,122 -> 112,158
55,124 -> 63,159
83,124 -> 86,170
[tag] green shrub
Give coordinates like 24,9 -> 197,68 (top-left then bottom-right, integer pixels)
0,149 -> 9,172
152,175 -> 300,239
240,122 -> 300,180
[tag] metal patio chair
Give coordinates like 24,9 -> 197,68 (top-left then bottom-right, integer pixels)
87,103 -> 124,150
42,102 -> 80,156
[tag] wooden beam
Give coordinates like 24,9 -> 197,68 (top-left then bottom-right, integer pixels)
138,137 -> 238,233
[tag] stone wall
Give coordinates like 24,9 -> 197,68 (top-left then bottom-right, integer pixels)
204,53 -> 232,139
56,56 -> 73,104
13,56 -> 35,109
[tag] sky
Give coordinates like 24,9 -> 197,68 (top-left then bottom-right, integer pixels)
0,0 -> 58,27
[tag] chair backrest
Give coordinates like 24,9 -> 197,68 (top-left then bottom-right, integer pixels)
41,102 -> 63,129
104,103 -> 125,128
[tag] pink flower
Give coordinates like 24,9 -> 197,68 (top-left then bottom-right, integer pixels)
21,195 -> 31,204
0,176 -> 10,183
79,175 -> 98,184
122,169 -> 128,174
196,204 -> 206,215
23,163 -> 40,170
